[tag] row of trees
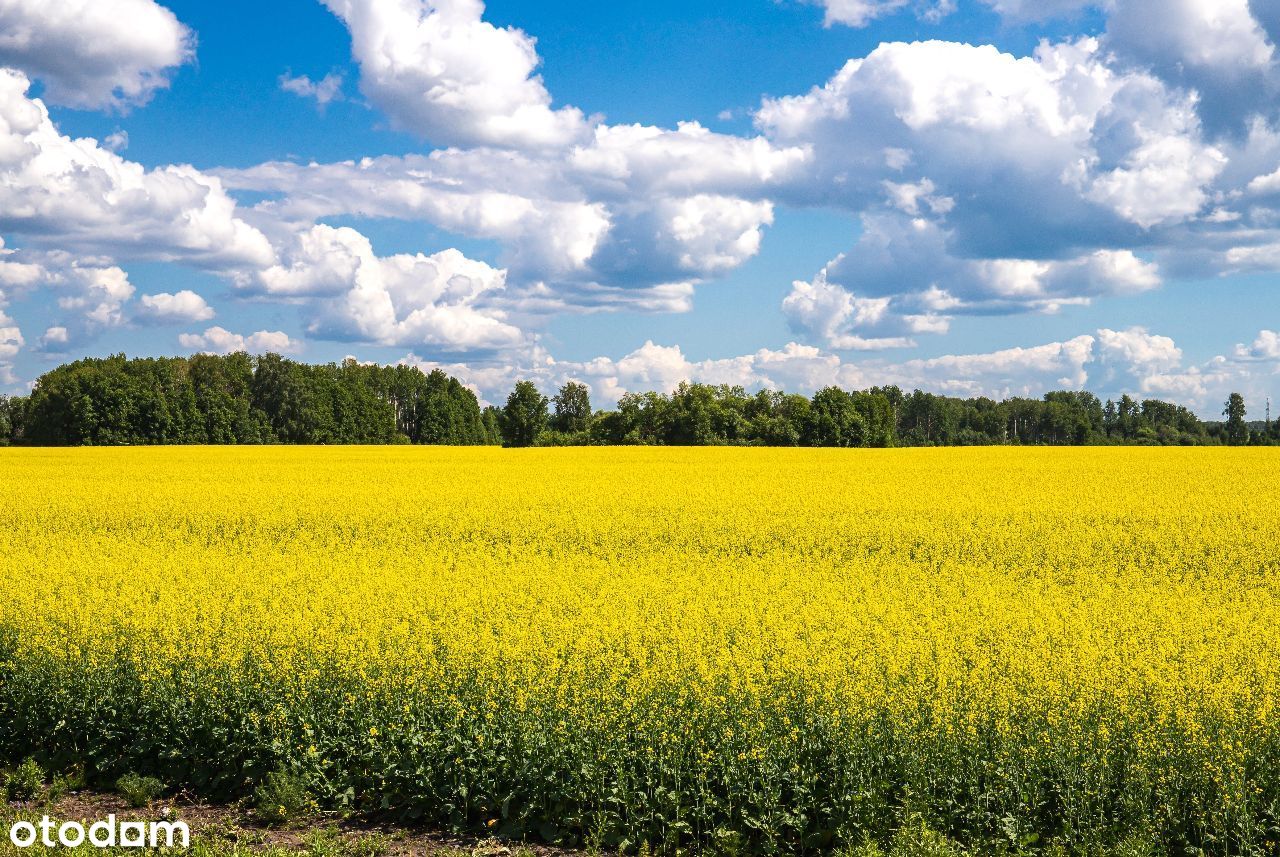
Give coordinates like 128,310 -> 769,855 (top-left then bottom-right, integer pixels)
496,381 -> 1267,449
0,352 -> 1267,448
0,353 -> 496,446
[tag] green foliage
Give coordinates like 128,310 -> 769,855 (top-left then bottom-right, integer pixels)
4,352 -> 1234,449
1224,392 -> 1248,445
16,353 -> 483,447
115,772 -> 166,807
552,381 -> 592,434
253,768 -> 313,826
536,429 -> 594,447
579,383 -> 1217,449
807,387 -> 866,447
0,395 -> 23,445
2,758 -> 44,802
480,406 -> 503,445
500,380 -> 548,447
43,771 -> 80,803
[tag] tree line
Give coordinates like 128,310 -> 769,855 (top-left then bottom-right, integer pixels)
495,381 -> 1265,448
0,353 -> 1268,447
0,353 -> 496,446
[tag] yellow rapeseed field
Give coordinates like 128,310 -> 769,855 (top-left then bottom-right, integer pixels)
0,447 -> 1277,854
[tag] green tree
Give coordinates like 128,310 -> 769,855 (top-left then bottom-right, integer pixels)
501,381 -> 548,447
805,387 -> 864,447
1224,392 -> 1248,446
21,352 -> 478,447
481,406 -> 503,445
669,383 -> 747,445
0,395 -> 13,445
551,382 -> 593,434
852,391 -> 896,447
745,390 -> 804,447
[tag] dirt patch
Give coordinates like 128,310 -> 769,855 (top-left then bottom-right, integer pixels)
4,791 -> 580,856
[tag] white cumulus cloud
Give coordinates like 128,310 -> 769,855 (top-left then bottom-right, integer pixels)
179,326 -> 299,355
810,0 -> 955,27
259,224 -> 524,352
136,290 -> 215,323
319,0 -> 589,149
279,71 -> 345,108
0,0 -> 193,111
216,122 -> 806,308
0,70 -> 275,270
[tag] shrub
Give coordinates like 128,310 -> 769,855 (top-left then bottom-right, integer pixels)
253,768 -> 313,825
3,758 -> 45,802
116,772 -> 166,808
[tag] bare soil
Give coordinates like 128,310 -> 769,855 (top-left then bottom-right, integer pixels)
5,791 -> 579,856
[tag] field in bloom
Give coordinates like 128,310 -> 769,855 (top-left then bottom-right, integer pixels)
1,447 -> 1278,855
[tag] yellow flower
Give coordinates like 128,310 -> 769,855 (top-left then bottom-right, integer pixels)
0,446 -> 1276,849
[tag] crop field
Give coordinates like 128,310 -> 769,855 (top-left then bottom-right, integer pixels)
0,447 -> 1278,855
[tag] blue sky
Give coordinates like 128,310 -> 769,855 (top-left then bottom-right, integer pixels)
0,0 -> 1277,413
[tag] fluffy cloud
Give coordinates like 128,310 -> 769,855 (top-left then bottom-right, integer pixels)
0,241 -> 137,351
103,130 -> 129,153
1106,0 -> 1273,75
179,326 -> 299,356
783,213 -> 1160,350
0,241 -> 21,382
217,121 -> 805,306
497,280 -> 697,316
0,237 -> 40,295
1096,0 -> 1278,134
136,290 -> 215,323
1074,79 -> 1227,229
569,122 -> 808,196
1092,326 -> 1271,403
219,152 -> 611,281
782,269 -> 922,351
758,39 -> 1225,238
0,70 -> 274,270
219,4 -> 809,308
0,0 -> 193,110
1137,365 -> 1236,402
820,0 -> 1280,133
45,262 -> 135,334
0,308 -> 20,374
236,1 -> 1234,337
258,224 -> 523,351
886,336 -> 1098,397
812,0 -> 908,27
811,0 -> 956,27
581,194 -> 775,287
1096,326 -> 1183,374
1222,234 -> 1280,271
279,71 -> 345,108
0,63 -> 537,360
1093,325 -> 1204,399
975,0 -> 1095,19
749,37 -> 1258,346
319,0 -> 588,149
1234,329 -> 1280,360
0,323 -> 20,361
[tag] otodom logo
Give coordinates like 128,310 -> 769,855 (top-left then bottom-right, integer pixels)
8,815 -> 189,849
